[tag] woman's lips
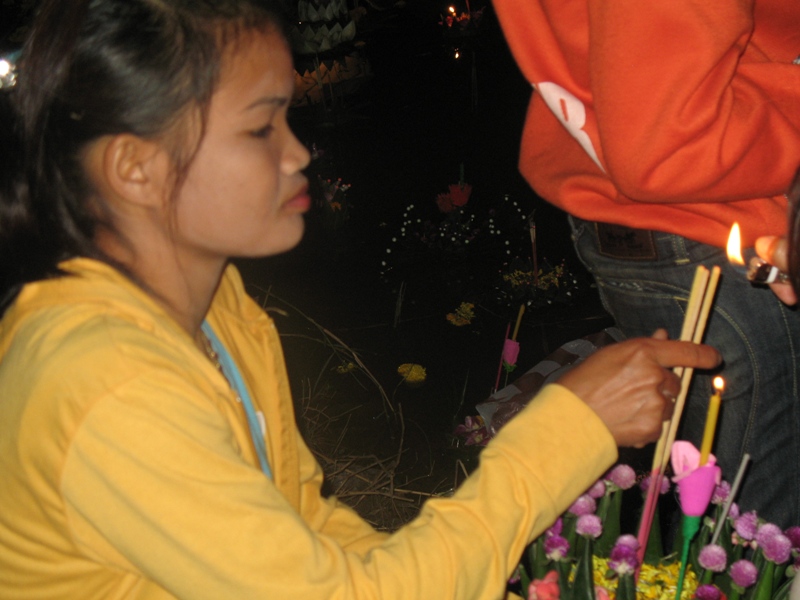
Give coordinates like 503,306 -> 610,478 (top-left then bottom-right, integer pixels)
283,185 -> 311,213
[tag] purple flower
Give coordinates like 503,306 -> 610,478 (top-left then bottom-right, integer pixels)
568,494 -> 597,516
728,503 -> 740,520
615,534 -> 640,550
785,526 -> 800,550
544,535 -> 570,561
454,416 -> 489,447
698,544 -> 727,572
605,464 -> 636,490
575,514 -> 602,539
759,530 -> 792,564
545,518 -> 563,538
586,480 -> 606,499
694,584 -> 722,600
729,559 -> 758,588
756,523 -> 783,544
608,541 -> 639,575
711,480 -> 731,505
639,473 -> 670,495
734,511 -> 758,541
756,523 -> 792,563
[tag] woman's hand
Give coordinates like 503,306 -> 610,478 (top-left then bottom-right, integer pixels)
557,329 -> 721,448
755,235 -> 797,305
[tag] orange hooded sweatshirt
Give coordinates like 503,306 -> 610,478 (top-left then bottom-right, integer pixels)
494,0 -> 800,248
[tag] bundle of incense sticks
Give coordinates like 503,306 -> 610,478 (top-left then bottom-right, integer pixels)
635,264 -> 722,568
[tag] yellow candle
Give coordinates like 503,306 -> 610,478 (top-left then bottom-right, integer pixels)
699,377 -> 724,465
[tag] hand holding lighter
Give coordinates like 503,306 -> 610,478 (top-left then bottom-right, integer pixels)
748,257 -> 790,285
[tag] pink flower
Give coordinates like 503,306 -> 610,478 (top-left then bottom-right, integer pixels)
528,570 -> 559,600
729,559 -> 758,588
546,518 -> 563,538
712,480 -> 731,505
608,542 -> 639,575
615,534 -> 640,550
453,416 -> 489,447
594,586 -> 610,600
639,473 -> 671,495
567,494 -> 596,516
698,544 -> 728,573
502,339 -> 520,366
734,511 -> 758,541
576,514 -> 602,539
671,441 -> 721,517
694,584 -> 723,600
544,535 -> 570,561
586,480 -> 607,499
784,526 -> 800,550
756,523 -> 783,542
756,525 -> 791,564
605,464 -> 636,490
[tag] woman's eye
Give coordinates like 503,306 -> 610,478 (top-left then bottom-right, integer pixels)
250,124 -> 274,139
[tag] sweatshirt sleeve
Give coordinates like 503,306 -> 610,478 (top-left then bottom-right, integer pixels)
62,379 -> 616,600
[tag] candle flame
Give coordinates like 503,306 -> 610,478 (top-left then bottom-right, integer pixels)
727,223 -> 744,265
448,5 -> 456,13
713,376 -> 725,393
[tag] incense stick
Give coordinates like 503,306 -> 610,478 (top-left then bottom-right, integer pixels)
710,453 -> 750,546
650,267 -> 710,473
659,266 -> 721,469
493,323 -> 511,393
636,265 -> 720,567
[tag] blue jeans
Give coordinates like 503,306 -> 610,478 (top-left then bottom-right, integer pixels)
570,216 -> 800,528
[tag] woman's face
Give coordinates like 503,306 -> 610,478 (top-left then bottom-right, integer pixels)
172,28 -> 310,264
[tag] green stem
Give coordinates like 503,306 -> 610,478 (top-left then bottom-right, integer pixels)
615,573 -> 636,600
675,516 -> 702,600
572,537 -> 596,600
751,560 -> 775,600
595,491 -> 621,558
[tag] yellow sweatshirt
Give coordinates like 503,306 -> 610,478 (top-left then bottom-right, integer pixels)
0,258 -> 616,599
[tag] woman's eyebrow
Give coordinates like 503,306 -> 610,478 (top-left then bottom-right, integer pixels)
244,96 -> 289,111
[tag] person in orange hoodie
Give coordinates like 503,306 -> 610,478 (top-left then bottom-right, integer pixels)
494,0 -> 800,528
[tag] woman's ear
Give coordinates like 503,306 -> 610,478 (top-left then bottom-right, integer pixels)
86,134 -> 172,210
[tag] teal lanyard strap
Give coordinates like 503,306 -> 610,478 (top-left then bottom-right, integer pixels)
201,322 -> 272,479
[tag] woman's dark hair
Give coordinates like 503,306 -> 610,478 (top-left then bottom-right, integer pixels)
0,0 -> 288,310
787,168 -> 800,297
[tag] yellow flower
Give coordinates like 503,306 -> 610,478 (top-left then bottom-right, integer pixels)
591,557 -> 698,600
335,362 -> 356,374
502,266 -> 564,291
446,302 -> 475,326
397,363 -> 427,384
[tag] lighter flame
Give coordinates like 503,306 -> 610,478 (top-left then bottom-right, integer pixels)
727,222 -> 744,265
713,376 -> 725,393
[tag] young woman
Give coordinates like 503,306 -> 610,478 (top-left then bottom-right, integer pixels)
0,1 -> 720,598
